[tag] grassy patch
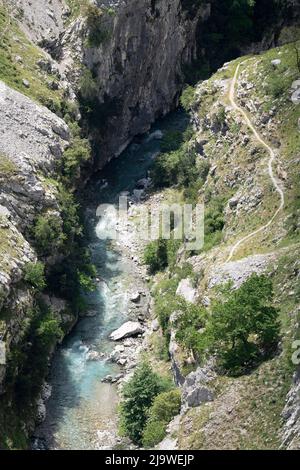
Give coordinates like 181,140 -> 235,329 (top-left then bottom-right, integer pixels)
0,154 -> 17,177
65,0 -> 89,21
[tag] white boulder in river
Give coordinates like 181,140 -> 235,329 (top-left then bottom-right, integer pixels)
110,321 -> 144,341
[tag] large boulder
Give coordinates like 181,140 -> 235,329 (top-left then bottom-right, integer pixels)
130,292 -> 141,303
183,386 -> 214,408
176,278 -> 197,304
208,253 -> 276,289
110,321 -> 144,341
182,366 -> 216,409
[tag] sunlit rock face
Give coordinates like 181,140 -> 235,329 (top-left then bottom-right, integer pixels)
0,80 -> 70,394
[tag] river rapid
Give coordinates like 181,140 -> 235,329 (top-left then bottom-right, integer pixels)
33,110 -> 188,450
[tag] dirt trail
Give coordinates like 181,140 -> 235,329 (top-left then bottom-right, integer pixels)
226,61 -> 285,263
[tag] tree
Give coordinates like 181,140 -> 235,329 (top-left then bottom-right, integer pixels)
144,239 -> 169,274
175,302 -> 208,356
142,389 -> 181,448
207,274 -> 280,375
119,362 -> 169,444
24,262 -> 46,290
32,212 -> 65,256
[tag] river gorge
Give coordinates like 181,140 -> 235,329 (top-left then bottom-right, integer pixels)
33,111 -> 188,450
1,0 -> 300,452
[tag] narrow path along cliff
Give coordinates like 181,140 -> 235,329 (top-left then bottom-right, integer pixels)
226,60 -> 285,262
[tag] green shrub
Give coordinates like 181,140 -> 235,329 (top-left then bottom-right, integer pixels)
151,150 -> 182,188
265,74 -> 286,98
183,159 -> 210,204
213,105 -> 227,128
36,313 -> 63,349
0,154 -> 17,176
155,289 -> 180,333
79,68 -> 98,103
205,198 -> 225,235
32,212 -> 65,256
8,304 -> 63,407
57,184 -> 82,243
152,265 -> 198,334
151,136 -> 209,197
205,274 -> 280,375
77,264 -> 97,292
24,262 -> 46,290
160,130 -> 183,153
61,135 -> 91,182
144,239 -> 169,274
180,86 -> 196,111
148,389 -> 181,423
142,389 -> 181,448
201,196 -> 226,251
119,362 -> 171,444
144,238 -> 181,275
175,303 -> 208,355
85,5 -> 111,47
142,419 -> 166,448
47,247 -> 97,308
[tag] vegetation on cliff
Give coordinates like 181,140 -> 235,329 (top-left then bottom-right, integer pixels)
119,362 -> 180,447
0,0 -> 299,451
142,37 -> 300,448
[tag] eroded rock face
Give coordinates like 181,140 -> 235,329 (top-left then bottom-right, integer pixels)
78,0 -> 211,167
208,253 -> 277,290
0,80 -> 70,229
0,81 -> 71,394
7,1 -> 211,169
5,0 -> 68,46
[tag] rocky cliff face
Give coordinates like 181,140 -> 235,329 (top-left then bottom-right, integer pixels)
0,0 -> 212,447
6,0 -> 211,168
81,0 -> 211,166
0,80 -> 72,394
5,0 -> 68,45
1,0 -> 299,450
144,40 -> 300,450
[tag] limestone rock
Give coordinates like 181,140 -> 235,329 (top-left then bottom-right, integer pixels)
0,80 -> 70,230
182,366 -> 216,409
110,321 -> 144,341
151,319 -> 160,332
271,59 -> 281,67
22,79 -> 30,88
208,253 -> 276,289
6,0 -> 66,45
281,368 -> 300,449
130,292 -> 141,303
80,0 -> 211,167
291,88 -> 300,105
291,79 -> 300,104
176,278 -> 197,304
184,386 -> 214,408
